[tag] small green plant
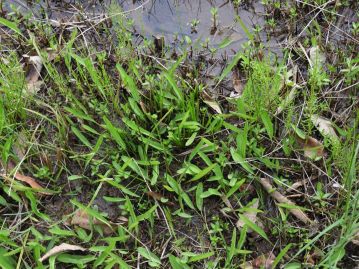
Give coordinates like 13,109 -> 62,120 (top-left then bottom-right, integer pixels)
189,18 -> 200,33
210,7 -> 219,34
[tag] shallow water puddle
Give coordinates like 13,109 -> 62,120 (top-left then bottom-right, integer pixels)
120,0 -> 266,50
5,0 -> 269,51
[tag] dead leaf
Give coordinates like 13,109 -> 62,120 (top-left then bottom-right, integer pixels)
146,191 -> 164,201
70,210 -> 116,235
14,173 -> 43,189
39,243 -> 86,262
310,115 -> 339,142
303,136 -> 324,160
232,70 -> 244,96
240,253 -> 275,269
236,199 -> 259,229
295,134 -> 324,160
202,90 -> 222,114
24,49 -> 58,94
146,191 -> 175,206
286,178 -> 310,192
260,178 -> 314,224
13,131 -> 28,161
25,55 -> 43,94
4,172 -> 52,195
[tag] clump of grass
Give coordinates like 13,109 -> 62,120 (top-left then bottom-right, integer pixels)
0,1 -> 358,268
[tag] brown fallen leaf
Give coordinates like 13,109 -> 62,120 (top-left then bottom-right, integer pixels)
232,69 -> 244,96
14,173 -> 43,189
70,209 -> 121,235
202,90 -> 222,114
146,191 -> 175,206
12,131 -> 28,161
286,178 -> 310,193
303,137 -> 324,160
2,172 -> 52,195
39,243 -> 86,262
310,115 -> 339,142
240,253 -> 275,269
260,178 -> 314,224
25,55 -> 44,94
296,135 -> 324,161
24,50 -> 58,94
236,199 -> 259,229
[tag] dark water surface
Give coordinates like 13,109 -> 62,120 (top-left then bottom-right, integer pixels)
5,0 -> 275,52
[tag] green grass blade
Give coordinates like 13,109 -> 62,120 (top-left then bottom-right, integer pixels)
103,116 -> 127,150
163,72 -> 184,103
117,64 -> 141,102
0,18 -> 23,37
216,51 -> 243,87
189,163 -> 216,182
238,214 -> 269,241
71,126 -> 92,148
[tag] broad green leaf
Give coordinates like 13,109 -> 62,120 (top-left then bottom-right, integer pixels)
236,125 -> 248,158
117,64 -> 141,102
103,116 -> 126,150
25,191 -> 50,221
65,107 -> 96,123
189,163 -> 216,182
71,126 -> 92,148
122,117 -> 154,138
200,188 -> 221,198
188,251 -> 214,263
0,18 -> 23,36
163,72 -> 184,103
70,200 -> 111,228
226,229 -> 237,266
260,110 -> 274,138
185,132 -> 197,146
291,124 -> 306,139
218,37 -> 234,49
49,226 -> 76,237
0,248 -> 16,269
235,16 -> 254,41
56,254 -> 96,265
230,147 -> 254,174
273,244 -> 292,268
165,175 -> 180,194
139,137 -> 166,152
182,192 -> 195,210
101,179 -> 139,198
169,255 -> 190,269
238,214 -> 268,241
137,247 -> 161,267
196,183 -> 204,211
226,179 -> 246,198
136,205 -> 157,222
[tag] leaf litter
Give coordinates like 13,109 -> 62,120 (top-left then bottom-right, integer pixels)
69,209 -> 127,235
260,178 -> 314,224
310,115 -> 339,142
236,199 -> 260,231
240,252 -> 275,269
39,243 -> 86,262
